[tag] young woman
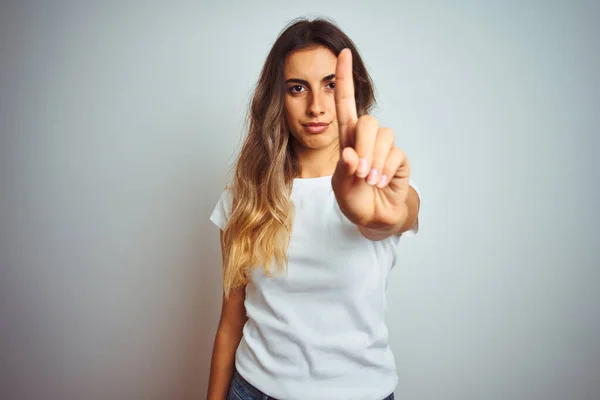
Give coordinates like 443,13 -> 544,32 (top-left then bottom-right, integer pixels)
207,17 -> 421,400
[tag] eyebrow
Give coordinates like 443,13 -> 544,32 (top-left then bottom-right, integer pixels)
285,74 -> 335,86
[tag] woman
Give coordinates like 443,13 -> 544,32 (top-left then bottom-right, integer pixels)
207,17 -> 420,400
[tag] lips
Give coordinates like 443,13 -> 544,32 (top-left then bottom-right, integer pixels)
303,122 -> 330,134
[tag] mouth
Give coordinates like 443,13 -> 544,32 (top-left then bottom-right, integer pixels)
303,122 -> 330,127
302,122 -> 330,134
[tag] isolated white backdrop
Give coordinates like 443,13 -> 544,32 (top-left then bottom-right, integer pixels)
1,1 -> 599,399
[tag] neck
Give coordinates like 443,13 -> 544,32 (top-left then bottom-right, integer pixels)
292,140 -> 340,178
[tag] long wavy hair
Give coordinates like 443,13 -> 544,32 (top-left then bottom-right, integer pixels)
222,17 -> 376,297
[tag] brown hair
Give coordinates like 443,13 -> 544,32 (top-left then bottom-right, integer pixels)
221,17 -> 376,297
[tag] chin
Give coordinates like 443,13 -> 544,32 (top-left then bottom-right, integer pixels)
293,133 -> 338,150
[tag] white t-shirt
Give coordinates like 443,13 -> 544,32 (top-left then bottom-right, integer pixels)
210,175 -> 420,400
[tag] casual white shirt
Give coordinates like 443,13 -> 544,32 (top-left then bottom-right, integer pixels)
210,175 -> 420,400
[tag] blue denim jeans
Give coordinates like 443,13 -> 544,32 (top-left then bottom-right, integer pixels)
227,370 -> 395,400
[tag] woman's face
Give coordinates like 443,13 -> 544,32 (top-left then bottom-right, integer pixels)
283,45 -> 339,151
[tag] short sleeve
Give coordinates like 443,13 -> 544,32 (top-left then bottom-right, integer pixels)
209,188 -> 233,230
402,180 -> 421,237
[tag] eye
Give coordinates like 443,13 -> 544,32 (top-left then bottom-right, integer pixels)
327,82 -> 336,89
288,85 -> 306,94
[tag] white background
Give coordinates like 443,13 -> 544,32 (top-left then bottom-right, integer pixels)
1,1 -> 599,399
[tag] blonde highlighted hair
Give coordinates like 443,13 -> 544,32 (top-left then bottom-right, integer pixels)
221,17 -> 375,297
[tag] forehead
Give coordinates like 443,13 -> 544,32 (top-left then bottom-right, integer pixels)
284,45 -> 337,79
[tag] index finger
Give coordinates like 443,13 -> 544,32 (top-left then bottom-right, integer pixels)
335,48 -> 358,149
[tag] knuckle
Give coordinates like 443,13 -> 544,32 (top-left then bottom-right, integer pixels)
357,115 -> 379,132
371,158 -> 384,169
391,147 -> 404,160
378,127 -> 395,145
383,153 -> 399,173
399,147 -> 407,159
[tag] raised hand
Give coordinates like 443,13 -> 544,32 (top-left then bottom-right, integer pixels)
331,48 -> 411,233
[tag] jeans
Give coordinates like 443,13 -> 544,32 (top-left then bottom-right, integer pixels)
227,370 -> 395,400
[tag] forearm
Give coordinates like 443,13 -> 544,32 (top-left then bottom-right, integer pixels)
206,325 -> 244,400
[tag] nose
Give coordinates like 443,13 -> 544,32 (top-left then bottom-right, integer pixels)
307,90 -> 325,117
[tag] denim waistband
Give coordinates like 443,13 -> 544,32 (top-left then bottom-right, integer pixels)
233,370 -> 280,400
232,370 -> 394,400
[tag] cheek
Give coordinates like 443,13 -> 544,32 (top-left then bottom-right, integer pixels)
284,99 -> 298,123
284,99 -> 300,136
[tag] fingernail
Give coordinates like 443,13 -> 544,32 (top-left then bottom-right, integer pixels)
367,168 -> 379,185
358,158 -> 368,177
377,174 -> 388,188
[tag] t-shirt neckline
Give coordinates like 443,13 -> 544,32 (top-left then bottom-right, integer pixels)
292,174 -> 332,187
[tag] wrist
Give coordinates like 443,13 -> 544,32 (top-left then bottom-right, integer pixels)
358,212 -> 407,241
